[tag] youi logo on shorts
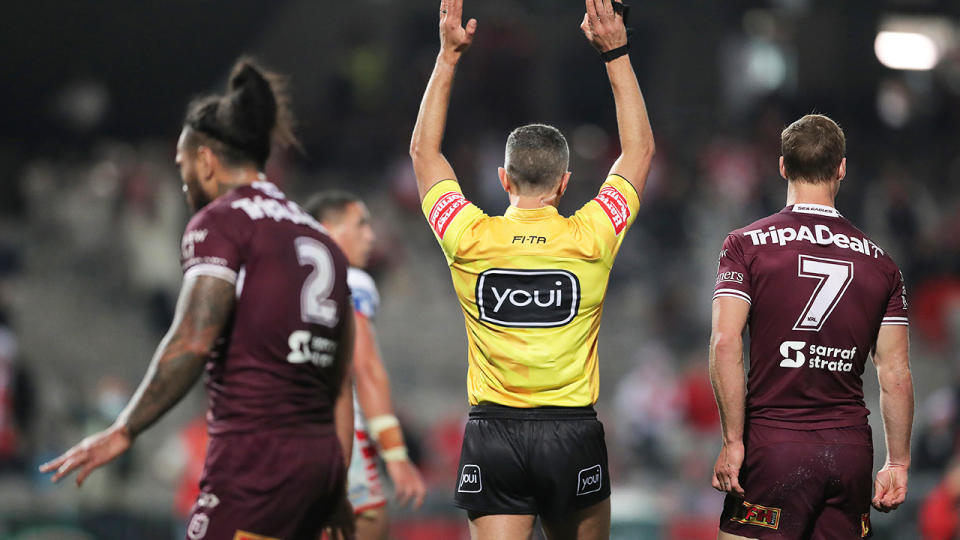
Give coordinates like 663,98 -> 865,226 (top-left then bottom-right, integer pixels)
476,269 -> 581,328
458,464 -> 482,493
577,465 -> 602,496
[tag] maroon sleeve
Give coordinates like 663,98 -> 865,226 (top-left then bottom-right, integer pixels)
881,268 -> 909,326
180,209 -> 244,285
713,234 -> 752,305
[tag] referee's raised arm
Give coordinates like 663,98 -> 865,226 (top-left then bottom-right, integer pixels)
409,0 -> 478,202
581,0 -> 655,199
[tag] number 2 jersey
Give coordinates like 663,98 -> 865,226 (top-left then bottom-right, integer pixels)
714,203 -> 909,429
180,180 -> 351,436
421,175 -> 640,408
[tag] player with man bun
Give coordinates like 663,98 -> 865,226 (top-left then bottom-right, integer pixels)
41,58 -> 357,540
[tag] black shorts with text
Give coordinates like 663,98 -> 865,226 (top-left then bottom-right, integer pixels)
453,404 -> 610,517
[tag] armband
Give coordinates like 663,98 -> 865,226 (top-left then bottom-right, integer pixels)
600,0 -> 632,62
367,414 -> 400,440
600,43 -> 630,63
381,446 -> 409,463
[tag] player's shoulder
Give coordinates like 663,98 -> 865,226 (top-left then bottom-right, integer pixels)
185,182 -> 266,229
720,212 -> 777,250
730,210 -> 787,235
839,217 -> 888,254
184,192 -> 233,233
347,267 -> 378,296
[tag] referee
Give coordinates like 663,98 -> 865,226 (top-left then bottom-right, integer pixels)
409,0 -> 654,538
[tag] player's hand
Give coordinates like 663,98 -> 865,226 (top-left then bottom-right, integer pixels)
39,424 -> 131,487
438,0 -> 477,59
581,0 -> 628,53
872,463 -> 908,512
386,458 -> 427,510
712,440 -> 745,497
322,494 -> 356,540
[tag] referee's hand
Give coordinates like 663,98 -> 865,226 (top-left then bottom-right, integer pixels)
712,440 -> 745,497
581,0 -> 628,53
438,0 -> 477,57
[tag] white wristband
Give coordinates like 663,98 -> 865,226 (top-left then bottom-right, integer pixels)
367,414 -> 400,441
381,446 -> 409,463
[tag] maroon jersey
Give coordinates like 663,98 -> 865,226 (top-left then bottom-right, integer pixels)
713,203 -> 909,429
180,180 -> 350,436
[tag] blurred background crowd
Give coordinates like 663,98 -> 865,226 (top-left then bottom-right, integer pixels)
2,0 -> 960,538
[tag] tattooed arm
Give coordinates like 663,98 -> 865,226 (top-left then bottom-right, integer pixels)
40,274 -> 235,486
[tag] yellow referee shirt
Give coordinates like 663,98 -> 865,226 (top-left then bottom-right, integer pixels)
422,175 -> 640,407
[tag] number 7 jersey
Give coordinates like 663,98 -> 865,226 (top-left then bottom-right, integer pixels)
714,204 -> 909,429
180,180 -> 351,436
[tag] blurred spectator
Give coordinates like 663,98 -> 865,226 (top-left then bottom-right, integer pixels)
153,415 -> 209,539
912,278 -> 960,349
613,344 -> 682,471
154,416 -> 209,518
677,360 -> 719,436
0,323 -> 34,474
915,382 -> 960,472
919,456 -> 960,540
117,153 -> 183,334
78,377 -> 134,509
421,412 -> 466,489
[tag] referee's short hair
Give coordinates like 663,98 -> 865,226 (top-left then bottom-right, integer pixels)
304,190 -> 361,224
505,124 -> 569,193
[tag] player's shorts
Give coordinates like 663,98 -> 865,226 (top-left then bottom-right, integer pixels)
185,430 -> 345,540
347,426 -> 387,514
453,404 -> 610,518
719,422 -> 874,539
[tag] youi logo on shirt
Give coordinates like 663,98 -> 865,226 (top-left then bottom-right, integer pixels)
476,269 -> 580,328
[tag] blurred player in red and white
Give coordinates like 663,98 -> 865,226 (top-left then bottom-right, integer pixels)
307,191 -> 426,540
710,114 -> 914,539
40,58 -> 357,540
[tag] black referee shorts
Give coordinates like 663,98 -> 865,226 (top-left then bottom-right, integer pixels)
453,404 -> 610,517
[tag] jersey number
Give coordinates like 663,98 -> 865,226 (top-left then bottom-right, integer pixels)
793,255 -> 853,332
294,237 -> 338,327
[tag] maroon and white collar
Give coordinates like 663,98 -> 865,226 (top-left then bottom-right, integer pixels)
252,174 -> 286,199
791,203 -> 841,218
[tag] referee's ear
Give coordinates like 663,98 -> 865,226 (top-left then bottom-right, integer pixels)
498,167 -> 512,195
558,171 -> 571,197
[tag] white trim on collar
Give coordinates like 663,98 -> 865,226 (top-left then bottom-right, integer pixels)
252,178 -> 286,199
792,204 -> 841,218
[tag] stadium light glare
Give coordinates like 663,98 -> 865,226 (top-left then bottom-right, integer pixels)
874,31 -> 940,71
